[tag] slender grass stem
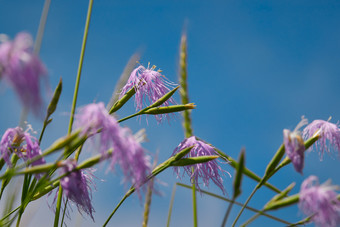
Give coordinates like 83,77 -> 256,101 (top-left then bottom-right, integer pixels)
34,0 -> 51,55
177,183 -> 292,225
54,1 -> 93,226
61,199 -> 68,227
166,184 -> 177,227
241,212 -> 262,226
103,187 -> 134,227
191,167 -> 198,227
68,0 -> 93,134
53,186 -> 63,227
221,198 -> 235,227
231,184 -> 260,227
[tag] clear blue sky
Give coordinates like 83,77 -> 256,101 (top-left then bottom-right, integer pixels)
1,1 -> 340,226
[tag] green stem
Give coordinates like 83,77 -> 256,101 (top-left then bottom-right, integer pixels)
117,112 -> 142,123
241,212 -> 262,227
214,147 -> 281,194
38,119 -> 49,144
191,167 -> 197,227
61,199 -> 68,227
103,187 -> 134,227
177,183 -> 292,225
55,1 -> 93,225
232,183 -> 260,227
0,206 -> 20,223
16,212 -> 22,227
166,184 -> 177,227
179,32 -> 196,226
221,197 -> 235,227
102,147 -> 193,226
68,0 -> 93,134
34,0 -> 51,55
53,186 -> 63,227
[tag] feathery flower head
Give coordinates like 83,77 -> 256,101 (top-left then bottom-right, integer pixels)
75,102 -> 151,187
119,63 -> 176,122
0,32 -> 47,115
59,159 -> 95,220
299,175 -> 340,227
75,102 -> 122,155
0,126 -> 45,172
109,127 -> 151,189
303,118 -> 340,160
171,136 -> 229,194
283,117 -> 308,174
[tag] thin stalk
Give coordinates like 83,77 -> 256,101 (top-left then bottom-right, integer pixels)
102,147 -> 194,226
166,184 -> 177,227
38,119 -> 49,144
179,32 -> 196,227
16,212 -> 22,227
177,183 -> 292,225
232,183 -> 260,227
241,212 -> 262,227
16,173 -> 31,226
0,206 -> 20,223
53,186 -> 63,227
60,199 -> 68,227
103,187 -> 134,227
34,0 -> 51,55
55,0 -> 93,225
117,112 -> 141,123
221,198 -> 235,227
142,157 -> 158,227
191,167 -> 197,227
68,0 -> 93,133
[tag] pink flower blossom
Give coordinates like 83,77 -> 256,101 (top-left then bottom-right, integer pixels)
59,159 -> 95,220
0,32 -> 47,115
119,64 -> 176,122
303,119 -> 340,160
172,136 -> 229,194
0,126 -> 45,178
299,175 -> 340,227
75,102 -> 151,187
283,117 -> 308,174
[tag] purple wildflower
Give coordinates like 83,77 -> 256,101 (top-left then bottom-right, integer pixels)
171,136 -> 229,194
0,32 -> 47,116
0,126 -> 45,173
119,64 -> 176,122
75,102 -> 151,187
303,119 -> 340,160
109,128 -> 151,188
59,159 -> 95,220
283,117 -> 308,174
75,102 -> 123,155
299,175 -> 340,227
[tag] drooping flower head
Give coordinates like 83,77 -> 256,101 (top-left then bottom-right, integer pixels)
0,126 -> 45,176
0,32 -> 47,116
303,119 -> 340,160
171,136 -> 229,194
74,102 -> 151,188
299,175 -> 340,227
109,128 -> 151,189
59,159 -> 95,221
75,102 -> 123,155
283,117 -> 308,174
119,63 -> 176,122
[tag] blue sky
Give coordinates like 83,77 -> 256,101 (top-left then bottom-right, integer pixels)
1,0 -> 340,226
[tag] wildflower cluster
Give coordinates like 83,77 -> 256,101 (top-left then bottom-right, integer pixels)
1,2 -> 340,227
